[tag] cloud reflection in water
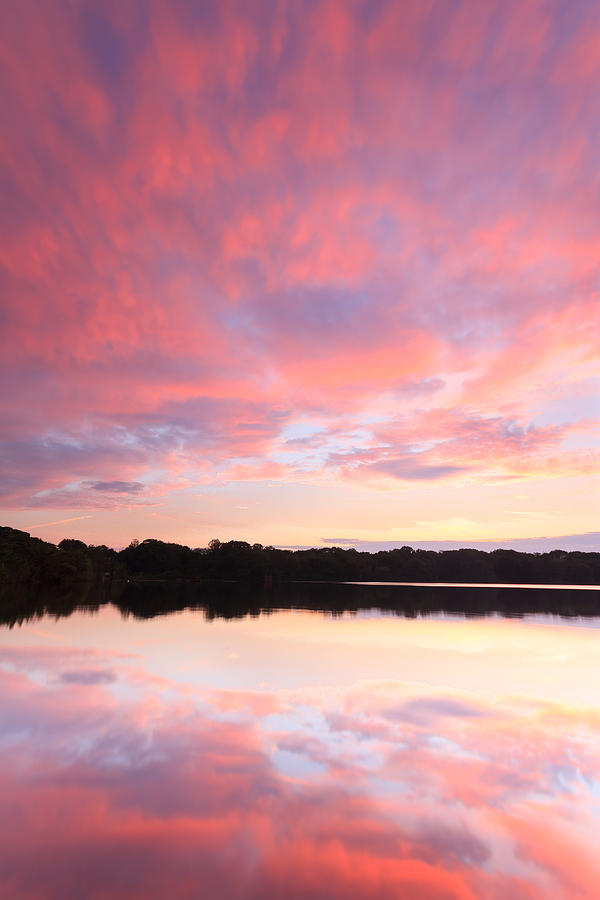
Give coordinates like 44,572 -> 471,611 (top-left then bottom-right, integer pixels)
0,621 -> 599,899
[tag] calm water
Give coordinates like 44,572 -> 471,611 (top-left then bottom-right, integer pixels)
1,584 -> 600,899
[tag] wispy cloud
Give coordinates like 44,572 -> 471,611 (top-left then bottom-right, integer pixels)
1,0 -> 599,542
24,515 -> 93,529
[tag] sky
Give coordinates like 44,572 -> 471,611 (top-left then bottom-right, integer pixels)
1,0 -> 599,551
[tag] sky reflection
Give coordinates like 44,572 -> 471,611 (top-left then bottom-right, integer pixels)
1,607 -> 599,898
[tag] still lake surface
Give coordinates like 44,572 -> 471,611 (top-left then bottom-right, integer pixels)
1,583 -> 599,899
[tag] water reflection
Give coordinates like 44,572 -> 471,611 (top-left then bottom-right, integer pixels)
1,596 -> 600,898
1,579 -> 599,629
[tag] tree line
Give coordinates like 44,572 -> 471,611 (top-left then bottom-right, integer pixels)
2,525 -> 600,589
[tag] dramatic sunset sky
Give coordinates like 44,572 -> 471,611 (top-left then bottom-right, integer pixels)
1,0 -> 599,550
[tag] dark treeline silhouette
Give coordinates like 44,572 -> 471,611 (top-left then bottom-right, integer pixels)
2,526 -> 600,593
0,526 -> 127,588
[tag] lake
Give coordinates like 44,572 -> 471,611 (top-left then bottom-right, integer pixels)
1,583 -> 599,898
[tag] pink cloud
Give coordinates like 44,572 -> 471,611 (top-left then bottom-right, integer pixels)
1,0 -> 599,533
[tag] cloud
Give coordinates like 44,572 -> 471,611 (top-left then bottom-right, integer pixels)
25,514 -> 93,529
57,668 -> 117,685
383,697 -> 491,726
1,0 -> 599,531
368,458 -> 470,481
90,481 -> 144,494
88,481 -> 144,494
319,533 -> 600,553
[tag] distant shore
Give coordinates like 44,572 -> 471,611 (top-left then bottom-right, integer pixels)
2,526 -> 600,591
